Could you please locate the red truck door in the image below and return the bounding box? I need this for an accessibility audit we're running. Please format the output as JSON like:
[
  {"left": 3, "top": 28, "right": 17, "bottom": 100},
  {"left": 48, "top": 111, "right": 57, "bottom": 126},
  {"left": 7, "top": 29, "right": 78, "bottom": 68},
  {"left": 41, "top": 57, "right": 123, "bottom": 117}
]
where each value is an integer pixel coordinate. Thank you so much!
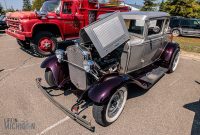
[{"left": 60, "top": 2, "right": 80, "bottom": 38}]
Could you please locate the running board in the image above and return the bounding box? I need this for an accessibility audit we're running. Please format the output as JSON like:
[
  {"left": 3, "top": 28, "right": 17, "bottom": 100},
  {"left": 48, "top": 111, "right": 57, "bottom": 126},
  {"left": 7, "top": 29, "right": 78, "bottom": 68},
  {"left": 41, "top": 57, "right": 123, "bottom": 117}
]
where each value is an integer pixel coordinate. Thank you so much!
[
  {"left": 36, "top": 78, "right": 95, "bottom": 132},
  {"left": 133, "top": 67, "right": 168, "bottom": 89}
]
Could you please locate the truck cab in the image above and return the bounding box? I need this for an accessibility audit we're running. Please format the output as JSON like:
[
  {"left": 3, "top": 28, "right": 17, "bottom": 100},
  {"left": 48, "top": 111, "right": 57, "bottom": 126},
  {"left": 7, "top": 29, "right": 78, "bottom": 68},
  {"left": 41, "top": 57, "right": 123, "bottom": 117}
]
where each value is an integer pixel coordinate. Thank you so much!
[{"left": 6, "top": 0, "right": 129, "bottom": 57}]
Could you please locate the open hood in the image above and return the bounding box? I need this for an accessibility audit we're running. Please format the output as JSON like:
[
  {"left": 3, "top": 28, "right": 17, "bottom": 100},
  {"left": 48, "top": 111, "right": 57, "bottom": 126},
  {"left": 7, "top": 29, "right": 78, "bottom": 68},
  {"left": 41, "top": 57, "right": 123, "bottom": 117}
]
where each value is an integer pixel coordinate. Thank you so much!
[
  {"left": 6, "top": 11, "right": 37, "bottom": 19},
  {"left": 80, "top": 12, "right": 129, "bottom": 58}
]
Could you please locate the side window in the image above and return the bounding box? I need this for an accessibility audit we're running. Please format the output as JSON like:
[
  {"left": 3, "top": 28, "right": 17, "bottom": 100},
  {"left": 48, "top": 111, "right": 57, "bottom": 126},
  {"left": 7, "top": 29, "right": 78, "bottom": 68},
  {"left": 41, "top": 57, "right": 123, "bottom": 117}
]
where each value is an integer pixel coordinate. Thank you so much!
[
  {"left": 124, "top": 19, "right": 145, "bottom": 37},
  {"left": 190, "top": 20, "right": 198, "bottom": 25},
  {"left": 148, "top": 19, "right": 164, "bottom": 36},
  {"left": 170, "top": 19, "right": 179, "bottom": 27},
  {"left": 63, "top": 2, "right": 72, "bottom": 14},
  {"left": 180, "top": 19, "right": 190, "bottom": 26}
]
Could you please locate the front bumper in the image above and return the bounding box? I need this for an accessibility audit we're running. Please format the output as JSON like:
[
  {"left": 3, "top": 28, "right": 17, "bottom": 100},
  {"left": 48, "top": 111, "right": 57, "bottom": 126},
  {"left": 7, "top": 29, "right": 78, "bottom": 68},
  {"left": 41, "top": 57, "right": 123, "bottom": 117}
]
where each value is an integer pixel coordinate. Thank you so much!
[
  {"left": 6, "top": 29, "right": 32, "bottom": 41},
  {"left": 36, "top": 78, "right": 95, "bottom": 132}
]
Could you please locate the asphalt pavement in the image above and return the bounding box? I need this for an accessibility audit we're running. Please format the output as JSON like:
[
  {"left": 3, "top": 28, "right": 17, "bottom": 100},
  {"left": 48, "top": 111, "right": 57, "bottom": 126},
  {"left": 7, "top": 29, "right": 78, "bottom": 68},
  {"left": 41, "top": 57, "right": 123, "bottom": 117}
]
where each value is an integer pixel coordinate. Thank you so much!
[{"left": 0, "top": 35, "right": 199, "bottom": 135}]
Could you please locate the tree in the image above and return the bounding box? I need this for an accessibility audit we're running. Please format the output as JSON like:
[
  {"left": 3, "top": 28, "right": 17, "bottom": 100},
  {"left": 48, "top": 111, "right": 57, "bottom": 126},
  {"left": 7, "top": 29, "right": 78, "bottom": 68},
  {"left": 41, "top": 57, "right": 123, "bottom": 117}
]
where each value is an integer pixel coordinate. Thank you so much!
[
  {"left": 159, "top": 0, "right": 165, "bottom": 11},
  {"left": 162, "top": 0, "right": 200, "bottom": 18},
  {"left": 141, "top": 0, "right": 158, "bottom": 11},
  {"left": 32, "top": 0, "right": 45, "bottom": 10},
  {"left": 0, "top": 3, "right": 3, "bottom": 14},
  {"left": 23, "top": 0, "right": 32, "bottom": 11}
]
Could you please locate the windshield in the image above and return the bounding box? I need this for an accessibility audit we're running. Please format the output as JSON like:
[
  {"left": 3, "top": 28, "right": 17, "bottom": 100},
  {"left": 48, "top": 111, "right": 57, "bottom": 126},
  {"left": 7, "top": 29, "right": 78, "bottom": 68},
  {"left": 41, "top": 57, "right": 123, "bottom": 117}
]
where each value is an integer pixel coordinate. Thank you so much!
[
  {"left": 124, "top": 19, "right": 145, "bottom": 38},
  {"left": 40, "top": 0, "right": 60, "bottom": 12}
]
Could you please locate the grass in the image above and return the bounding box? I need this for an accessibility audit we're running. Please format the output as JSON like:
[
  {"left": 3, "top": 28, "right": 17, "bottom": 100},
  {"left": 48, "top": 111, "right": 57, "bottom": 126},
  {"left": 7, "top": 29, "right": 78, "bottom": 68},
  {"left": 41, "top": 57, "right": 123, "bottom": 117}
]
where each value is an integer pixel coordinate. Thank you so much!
[{"left": 173, "top": 36, "right": 200, "bottom": 53}]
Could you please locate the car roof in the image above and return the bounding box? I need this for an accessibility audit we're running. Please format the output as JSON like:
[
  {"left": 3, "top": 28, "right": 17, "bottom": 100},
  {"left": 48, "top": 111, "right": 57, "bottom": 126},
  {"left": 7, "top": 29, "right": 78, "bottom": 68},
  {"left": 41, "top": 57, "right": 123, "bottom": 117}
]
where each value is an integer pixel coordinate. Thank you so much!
[
  {"left": 121, "top": 11, "right": 170, "bottom": 20},
  {"left": 171, "top": 17, "right": 199, "bottom": 21}
]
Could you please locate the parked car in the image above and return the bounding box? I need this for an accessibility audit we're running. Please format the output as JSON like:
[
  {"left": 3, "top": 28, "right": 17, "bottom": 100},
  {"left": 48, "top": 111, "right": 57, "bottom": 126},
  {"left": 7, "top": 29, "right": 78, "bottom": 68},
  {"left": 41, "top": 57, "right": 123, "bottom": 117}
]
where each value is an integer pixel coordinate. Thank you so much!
[
  {"left": 169, "top": 17, "right": 200, "bottom": 37},
  {"left": 37, "top": 11, "right": 180, "bottom": 131},
  {"left": 0, "top": 15, "right": 7, "bottom": 31},
  {"left": 6, "top": 0, "right": 129, "bottom": 57}
]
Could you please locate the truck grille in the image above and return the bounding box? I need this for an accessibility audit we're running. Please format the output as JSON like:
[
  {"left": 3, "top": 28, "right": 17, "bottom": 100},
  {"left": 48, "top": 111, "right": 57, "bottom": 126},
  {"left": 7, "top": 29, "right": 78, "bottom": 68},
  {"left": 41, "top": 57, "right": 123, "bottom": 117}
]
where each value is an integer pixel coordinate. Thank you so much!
[
  {"left": 66, "top": 46, "right": 87, "bottom": 90},
  {"left": 6, "top": 17, "right": 20, "bottom": 31}
]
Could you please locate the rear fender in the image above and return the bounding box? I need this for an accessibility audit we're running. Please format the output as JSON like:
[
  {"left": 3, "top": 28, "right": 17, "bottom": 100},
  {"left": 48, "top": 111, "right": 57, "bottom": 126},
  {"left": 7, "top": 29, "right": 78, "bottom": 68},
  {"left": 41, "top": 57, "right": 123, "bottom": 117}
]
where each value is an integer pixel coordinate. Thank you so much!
[
  {"left": 88, "top": 74, "right": 130, "bottom": 104},
  {"left": 161, "top": 42, "right": 180, "bottom": 65},
  {"left": 41, "top": 55, "right": 69, "bottom": 87}
]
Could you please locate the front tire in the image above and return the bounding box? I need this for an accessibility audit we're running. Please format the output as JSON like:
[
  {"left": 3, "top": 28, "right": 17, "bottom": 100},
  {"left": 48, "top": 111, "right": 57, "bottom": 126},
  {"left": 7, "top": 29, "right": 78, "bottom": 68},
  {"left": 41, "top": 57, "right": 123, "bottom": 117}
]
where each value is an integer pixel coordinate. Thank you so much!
[
  {"left": 92, "top": 86, "right": 127, "bottom": 126},
  {"left": 32, "top": 31, "right": 58, "bottom": 57},
  {"left": 45, "top": 70, "right": 57, "bottom": 87}
]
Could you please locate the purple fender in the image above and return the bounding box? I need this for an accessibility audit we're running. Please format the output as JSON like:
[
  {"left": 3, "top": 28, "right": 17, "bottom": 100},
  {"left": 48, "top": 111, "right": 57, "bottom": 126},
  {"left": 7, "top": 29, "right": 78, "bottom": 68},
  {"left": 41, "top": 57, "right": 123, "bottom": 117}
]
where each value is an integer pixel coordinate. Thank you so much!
[
  {"left": 88, "top": 74, "right": 130, "bottom": 104},
  {"left": 40, "top": 55, "right": 69, "bottom": 87},
  {"left": 160, "top": 41, "right": 180, "bottom": 66}
]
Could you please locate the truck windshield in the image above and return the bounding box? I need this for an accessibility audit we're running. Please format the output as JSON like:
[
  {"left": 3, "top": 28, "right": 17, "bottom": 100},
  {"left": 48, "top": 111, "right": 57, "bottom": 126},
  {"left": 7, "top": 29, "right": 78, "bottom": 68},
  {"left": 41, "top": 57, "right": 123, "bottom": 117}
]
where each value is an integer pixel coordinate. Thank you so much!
[{"left": 40, "top": 0, "right": 60, "bottom": 12}]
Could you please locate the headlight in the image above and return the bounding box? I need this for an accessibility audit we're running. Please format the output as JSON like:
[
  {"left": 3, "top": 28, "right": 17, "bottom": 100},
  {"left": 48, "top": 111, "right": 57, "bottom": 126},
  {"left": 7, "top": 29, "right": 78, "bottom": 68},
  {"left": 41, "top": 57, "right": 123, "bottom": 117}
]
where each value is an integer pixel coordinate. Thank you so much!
[
  {"left": 55, "top": 49, "right": 65, "bottom": 63},
  {"left": 83, "top": 60, "right": 94, "bottom": 72}
]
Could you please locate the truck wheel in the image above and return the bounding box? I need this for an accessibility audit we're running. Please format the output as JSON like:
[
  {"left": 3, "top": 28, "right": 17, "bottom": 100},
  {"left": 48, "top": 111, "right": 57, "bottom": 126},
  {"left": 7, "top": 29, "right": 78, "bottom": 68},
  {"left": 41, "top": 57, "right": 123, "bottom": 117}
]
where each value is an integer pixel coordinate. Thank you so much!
[
  {"left": 172, "top": 29, "right": 180, "bottom": 37},
  {"left": 168, "top": 50, "right": 180, "bottom": 73},
  {"left": 17, "top": 39, "right": 30, "bottom": 49},
  {"left": 45, "top": 69, "right": 57, "bottom": 87},
  {"left": 32, "top": 31, "right": 58, "bottom": 57},
  {"left": 92, "top": 86, "right": 127, "bottom": 126}
]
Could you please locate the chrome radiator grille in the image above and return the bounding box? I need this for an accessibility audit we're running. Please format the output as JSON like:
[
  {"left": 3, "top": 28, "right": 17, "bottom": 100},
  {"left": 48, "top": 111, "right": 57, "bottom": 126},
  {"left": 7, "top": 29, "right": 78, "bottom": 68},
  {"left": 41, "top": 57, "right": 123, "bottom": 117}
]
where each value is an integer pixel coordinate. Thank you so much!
[
  {"left": 66, "top": 46, "right": 87, "bottom": 90},
  {"left": 7, "top": 17, "right": 20, "bottom": 31}
]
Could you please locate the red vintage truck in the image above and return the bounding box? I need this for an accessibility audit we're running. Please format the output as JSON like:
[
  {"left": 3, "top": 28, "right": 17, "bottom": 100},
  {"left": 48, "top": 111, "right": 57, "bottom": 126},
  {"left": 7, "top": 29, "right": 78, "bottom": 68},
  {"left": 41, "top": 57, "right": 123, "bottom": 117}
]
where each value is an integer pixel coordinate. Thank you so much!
[{"left": 6, "top": 0, "right": 129, "bottom": 57}]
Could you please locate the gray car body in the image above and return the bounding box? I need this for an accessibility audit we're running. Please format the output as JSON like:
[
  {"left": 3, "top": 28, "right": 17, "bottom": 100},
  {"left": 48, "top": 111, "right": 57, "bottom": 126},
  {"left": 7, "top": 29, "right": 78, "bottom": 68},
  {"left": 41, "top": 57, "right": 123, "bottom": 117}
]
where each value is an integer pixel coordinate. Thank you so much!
[{"left": 119, "top": 11, "right": 170, "bottom": 73}]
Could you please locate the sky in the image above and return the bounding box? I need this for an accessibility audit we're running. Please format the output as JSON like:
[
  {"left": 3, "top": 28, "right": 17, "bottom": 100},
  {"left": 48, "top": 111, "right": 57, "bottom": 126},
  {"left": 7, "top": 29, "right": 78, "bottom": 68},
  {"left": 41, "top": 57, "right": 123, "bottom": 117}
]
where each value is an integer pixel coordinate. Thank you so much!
[{"left": 0, "top": 0, "right": 161, "bottom": 10}]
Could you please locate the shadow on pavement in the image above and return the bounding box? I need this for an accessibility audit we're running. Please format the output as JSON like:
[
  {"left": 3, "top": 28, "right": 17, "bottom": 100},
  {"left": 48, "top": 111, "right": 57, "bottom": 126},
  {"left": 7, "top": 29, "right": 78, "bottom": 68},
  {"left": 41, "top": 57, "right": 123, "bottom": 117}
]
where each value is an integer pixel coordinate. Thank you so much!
[
  {"left": 19, "top": 40, "right": 75, "bottom": 58},
  {"left": 184, "top": 99, "right": 200, "bottom": 135},
  {"left": 127, "top": 84, "right": 148, "bottom": 99},
  {"left": 195, "top": 81, "right": 200, "bottom": 85},
  {"left": 20, "top": 47, "right": 40, "bottom": 57}
]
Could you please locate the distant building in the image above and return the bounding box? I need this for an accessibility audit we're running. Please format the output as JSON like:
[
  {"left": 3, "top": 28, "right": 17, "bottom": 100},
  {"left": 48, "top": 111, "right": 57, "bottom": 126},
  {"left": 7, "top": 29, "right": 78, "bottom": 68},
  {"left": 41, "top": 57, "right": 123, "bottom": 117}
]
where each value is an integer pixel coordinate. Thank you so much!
[
  {"left": 98, "top": 0, "right": 142, "bottom": 11},
  {"left": 122, "top": 3, "right": 142, "bottom": 11},
  {"left": 122, "top": 0, "right": 142, "bottom": 11}
]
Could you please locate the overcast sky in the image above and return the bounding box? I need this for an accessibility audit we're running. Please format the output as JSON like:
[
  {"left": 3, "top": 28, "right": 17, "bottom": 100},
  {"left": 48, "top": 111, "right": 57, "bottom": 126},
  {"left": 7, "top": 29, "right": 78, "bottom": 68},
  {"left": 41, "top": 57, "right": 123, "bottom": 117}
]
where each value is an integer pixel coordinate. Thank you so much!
[{"left": 0, "top": 0, "right": 161, "bottom": 10}]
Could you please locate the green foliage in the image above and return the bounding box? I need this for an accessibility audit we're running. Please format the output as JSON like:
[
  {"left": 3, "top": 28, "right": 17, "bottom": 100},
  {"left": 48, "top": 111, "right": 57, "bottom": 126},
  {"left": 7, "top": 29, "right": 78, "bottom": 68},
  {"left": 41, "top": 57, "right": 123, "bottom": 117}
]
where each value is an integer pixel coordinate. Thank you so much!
[
  {"left": 0, "top": 3, "right": 3, "bottom": 14},
  {"left": 162, "top": 0, "right": 200, "bottom": 18},
  {"left": 23, "top": 0, "right": 32, "bottom": 11},
  {"left": 141, "top": 0, "right": 158, "bottom": 11},
  {"left": 159, "top": 0, "right": 165, "bottom": 11},
  {"left": 32, "top": 0, "right": 45, "bottom": 10}
]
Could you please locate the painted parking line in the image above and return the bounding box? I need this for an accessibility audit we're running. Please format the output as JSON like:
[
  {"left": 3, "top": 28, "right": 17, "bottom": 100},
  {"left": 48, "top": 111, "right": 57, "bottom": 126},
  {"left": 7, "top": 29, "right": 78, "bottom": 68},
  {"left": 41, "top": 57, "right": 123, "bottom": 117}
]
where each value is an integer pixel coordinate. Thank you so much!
[
  {"left": 169, "top": 79, "right": 180, "bottom": 87},
  {"left": 37, "top": 116, "right": 70, "bottom": 135},
  {"left": 2, "top": 62, "right": 41, "bottom": 72},
  {"left": 0, "top": 47, "right": 19, "bottom": 53},
  {"left": 0, "top": 35, "right": 16, "bottom": 40}
]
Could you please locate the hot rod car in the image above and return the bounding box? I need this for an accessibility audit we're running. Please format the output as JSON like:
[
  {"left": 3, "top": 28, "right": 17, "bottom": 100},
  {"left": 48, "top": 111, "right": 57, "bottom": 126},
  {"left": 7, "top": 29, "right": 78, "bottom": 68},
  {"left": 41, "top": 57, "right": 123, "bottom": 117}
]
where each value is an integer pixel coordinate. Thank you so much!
[{"left": 36, "top": 11, "right": 180, "bottom": 131}]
